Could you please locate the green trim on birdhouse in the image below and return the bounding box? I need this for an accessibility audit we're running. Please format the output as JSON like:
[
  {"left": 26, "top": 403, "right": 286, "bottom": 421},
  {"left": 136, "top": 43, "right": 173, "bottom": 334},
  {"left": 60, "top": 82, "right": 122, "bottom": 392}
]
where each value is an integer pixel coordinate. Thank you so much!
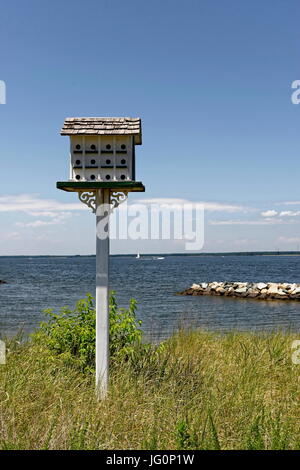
[{"left": 56, "top": 181, "right": 145, "bottom": 192}]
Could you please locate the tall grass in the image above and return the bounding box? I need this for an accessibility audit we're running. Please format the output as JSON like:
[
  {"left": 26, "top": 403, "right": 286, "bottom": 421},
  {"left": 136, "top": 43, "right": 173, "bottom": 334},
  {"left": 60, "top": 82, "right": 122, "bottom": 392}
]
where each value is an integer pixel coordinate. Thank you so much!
[{"left": 1, "top": 327, "right": 300, "bottom": 449}]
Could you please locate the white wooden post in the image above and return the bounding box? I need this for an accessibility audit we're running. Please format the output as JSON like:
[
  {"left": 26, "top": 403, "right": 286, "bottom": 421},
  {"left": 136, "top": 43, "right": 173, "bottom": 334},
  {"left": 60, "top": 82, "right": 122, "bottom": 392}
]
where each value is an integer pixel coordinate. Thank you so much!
[
  {"left": 95, "top": 188, "right": 110, "bottom": 399},
  {"left": 58, "top": 116, "right": 144, "bottom": 398}
]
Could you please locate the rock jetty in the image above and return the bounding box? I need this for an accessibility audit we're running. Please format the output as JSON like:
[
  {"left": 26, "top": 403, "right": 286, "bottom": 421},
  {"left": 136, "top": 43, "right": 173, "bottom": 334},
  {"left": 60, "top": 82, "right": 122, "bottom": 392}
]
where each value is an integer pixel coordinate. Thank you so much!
[{"left": 178, "top": 282, "right": 300, "bottom": 300}]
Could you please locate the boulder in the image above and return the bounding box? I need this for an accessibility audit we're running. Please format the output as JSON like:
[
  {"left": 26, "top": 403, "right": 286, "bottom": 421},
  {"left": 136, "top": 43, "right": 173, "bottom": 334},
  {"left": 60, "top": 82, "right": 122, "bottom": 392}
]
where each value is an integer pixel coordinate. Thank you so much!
[
  {"left": 191, "top": 283, "right": 201, "bottom": 290},
  {"left": 224, "top": 287, "right": 235, "bottom": 296},
  {"left": 256, "top": 282, "right": 268, "bottom": 290},
  {"left": 267, "top": 282, "right": 278, "bottom": 288},
  {"left": 279, "top": 283, "right": 291, "bottom": 290},
  {"left": 248, "top": 288, "right": 259, "bottom": 297},
  {"left": 234, "top": 282, "right": 248, "bottom": 288},
  {"left": 248, "top": 292, "right": 259, "bottom": 298},
  {"left": 274, "top": 290, "right": 289, "bottom": 299},
  {"left": 235, "top": 287, "right": 248, "bottom": 294},
  {"left": 216, "top": 287, "right": 226, "bottom": 294},
  {"left": 267, "top": 285, "right": 279, "bottom": 295},
  {"left": 210, "top": 282, "right": 223, "bottom": 290},
  {"left": 286, "top": 284, "right": 297, "bottom": 291}
]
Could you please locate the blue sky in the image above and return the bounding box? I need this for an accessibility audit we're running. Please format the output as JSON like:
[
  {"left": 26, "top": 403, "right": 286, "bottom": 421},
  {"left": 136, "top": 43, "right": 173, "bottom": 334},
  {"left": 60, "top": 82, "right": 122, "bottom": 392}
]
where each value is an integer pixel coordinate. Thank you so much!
[{"left": 0, "top": 0, "right": 300, "bottom": 254}]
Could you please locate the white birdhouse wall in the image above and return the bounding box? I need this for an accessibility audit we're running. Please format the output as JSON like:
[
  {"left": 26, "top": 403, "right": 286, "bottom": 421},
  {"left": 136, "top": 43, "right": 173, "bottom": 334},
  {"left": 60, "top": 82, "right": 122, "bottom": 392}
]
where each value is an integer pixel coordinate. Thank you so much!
[{"left": 69, "top": 135, "right": 134, "bottom": 182}]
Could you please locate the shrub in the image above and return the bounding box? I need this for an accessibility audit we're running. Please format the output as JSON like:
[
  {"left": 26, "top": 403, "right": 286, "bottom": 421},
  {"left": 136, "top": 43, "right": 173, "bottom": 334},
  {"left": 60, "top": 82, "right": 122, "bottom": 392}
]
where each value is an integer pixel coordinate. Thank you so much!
[{"left": 32, "top": 292, "right": 144, "bottom": 372}]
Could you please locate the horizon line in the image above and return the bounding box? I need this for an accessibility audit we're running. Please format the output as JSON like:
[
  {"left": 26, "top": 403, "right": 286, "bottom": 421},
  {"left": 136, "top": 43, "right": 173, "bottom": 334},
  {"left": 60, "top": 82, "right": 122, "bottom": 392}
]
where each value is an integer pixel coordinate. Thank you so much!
[{"left": 0, "top": 250, "right": 300, "bottom": 258}]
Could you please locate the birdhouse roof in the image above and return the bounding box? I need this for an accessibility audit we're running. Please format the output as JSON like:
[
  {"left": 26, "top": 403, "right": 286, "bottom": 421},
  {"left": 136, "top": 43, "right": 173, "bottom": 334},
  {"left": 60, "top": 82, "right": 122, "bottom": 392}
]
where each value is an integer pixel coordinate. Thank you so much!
[{"left": 60, "top": 117, "right": 142, "bottom": 144}]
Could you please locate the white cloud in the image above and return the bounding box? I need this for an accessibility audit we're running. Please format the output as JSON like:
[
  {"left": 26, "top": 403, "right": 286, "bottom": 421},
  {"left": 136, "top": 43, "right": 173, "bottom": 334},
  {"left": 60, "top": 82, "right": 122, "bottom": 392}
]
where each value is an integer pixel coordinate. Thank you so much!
[
  {"left": 261, "top": 210, "right": 278, "bottom": 217},
  {"left": 16, "top": 220, "right": 61, "bottom": 228},
  {"left": 0, "top": 194, "right": 84, "bottom": 215},
  {"left": 209, "top": 218, "right": 295, "bottom": 226},
  {"left": 203, "top": 202, "right": 248, "bottom": 212},
  {"left": 279, "top": 211, "right": 300, "bottom": 217},
  {"left": 15, "top": 211, "right": 73, "bottom": 229},
  {"left": 135, "top": 198, "right": 248, "bottom": 213},
  {"left": 27, "top": 211, "right": 73, "bottom": 219},
  {"left": 262, "top": 208, "right": 300, "bottom": 218},
  {"left": 136, "top": 198, "right": 188, "bottom": 205},
  {"left": 261, "top": 209, "right": 300, "bottom": 218}
]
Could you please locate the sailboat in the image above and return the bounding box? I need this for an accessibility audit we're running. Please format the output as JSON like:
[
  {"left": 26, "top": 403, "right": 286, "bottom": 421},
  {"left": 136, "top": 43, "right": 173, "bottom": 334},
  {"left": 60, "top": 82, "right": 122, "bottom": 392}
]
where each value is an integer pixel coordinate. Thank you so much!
[{"left": 136, "top": 253, "right": 140, "bottom": 259}]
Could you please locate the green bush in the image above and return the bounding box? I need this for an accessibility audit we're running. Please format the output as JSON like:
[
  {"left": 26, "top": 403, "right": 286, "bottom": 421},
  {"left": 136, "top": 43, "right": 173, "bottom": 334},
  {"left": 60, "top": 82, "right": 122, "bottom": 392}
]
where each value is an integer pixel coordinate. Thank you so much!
[{"left": 32, "top": 292, "right": 144, "bottom": 372}]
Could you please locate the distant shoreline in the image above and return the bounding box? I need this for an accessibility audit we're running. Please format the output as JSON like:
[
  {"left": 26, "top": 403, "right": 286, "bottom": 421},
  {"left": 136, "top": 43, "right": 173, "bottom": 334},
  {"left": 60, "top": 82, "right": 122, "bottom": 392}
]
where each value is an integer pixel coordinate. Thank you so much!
[{"left": 1, "top": 252, "right": 300, "bottom": 258}]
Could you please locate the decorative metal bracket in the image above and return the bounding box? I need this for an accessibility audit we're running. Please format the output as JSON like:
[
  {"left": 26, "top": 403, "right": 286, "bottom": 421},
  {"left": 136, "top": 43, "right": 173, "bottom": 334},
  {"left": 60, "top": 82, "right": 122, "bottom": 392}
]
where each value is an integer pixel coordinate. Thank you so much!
[
  {"left": 78, "top": 192, "right": 97, "bottom": 213},
  {"left": 78, "top": 190, "right": 128, "bottom": 214},
  {"left": 110, "top": 191, "right": 128, "bottom": 211}
]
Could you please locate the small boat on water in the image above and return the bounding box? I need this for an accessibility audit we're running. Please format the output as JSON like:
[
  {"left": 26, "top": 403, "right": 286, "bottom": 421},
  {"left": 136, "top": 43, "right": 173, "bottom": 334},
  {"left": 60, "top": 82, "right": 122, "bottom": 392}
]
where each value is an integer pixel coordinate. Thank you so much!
[{"left": 135, "top": 253, "right": 164, "bottom": 260}]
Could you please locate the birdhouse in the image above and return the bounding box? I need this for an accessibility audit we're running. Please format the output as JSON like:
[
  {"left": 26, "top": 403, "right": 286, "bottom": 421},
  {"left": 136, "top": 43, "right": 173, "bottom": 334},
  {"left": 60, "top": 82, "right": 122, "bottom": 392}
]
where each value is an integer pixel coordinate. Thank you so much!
[{"left": 57, "top": 117, "right": 145, "bottom": 194}]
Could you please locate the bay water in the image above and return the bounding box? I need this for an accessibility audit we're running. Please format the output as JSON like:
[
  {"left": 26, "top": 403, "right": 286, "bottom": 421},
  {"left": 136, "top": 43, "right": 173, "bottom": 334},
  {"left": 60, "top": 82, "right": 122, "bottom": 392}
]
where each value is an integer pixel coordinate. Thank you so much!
[{"left": 0, "top": 254, "right": 300, "bottom": 341}]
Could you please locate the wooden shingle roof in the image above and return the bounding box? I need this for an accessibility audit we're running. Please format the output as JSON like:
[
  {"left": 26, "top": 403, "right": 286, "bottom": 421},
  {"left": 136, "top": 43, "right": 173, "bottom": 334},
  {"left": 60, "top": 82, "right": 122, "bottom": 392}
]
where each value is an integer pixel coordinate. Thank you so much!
[{"left": 60, "top": 117, "right": 142, "bottom": 144}]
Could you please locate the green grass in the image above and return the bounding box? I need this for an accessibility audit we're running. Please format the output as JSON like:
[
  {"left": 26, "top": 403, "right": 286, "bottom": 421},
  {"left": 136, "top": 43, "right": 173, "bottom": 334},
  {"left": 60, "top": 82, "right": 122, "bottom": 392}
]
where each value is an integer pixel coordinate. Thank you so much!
[{"left": 1, "top": 327, "right": 300, "bottom": 449}]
